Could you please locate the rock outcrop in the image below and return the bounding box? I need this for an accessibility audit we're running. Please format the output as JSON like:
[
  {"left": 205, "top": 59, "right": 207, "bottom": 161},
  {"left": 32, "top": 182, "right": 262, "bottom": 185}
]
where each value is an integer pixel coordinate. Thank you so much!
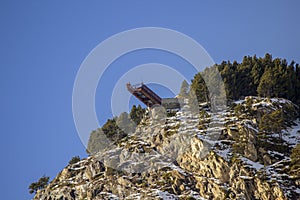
[{"left": 34, "top": 97, "right": 300, "bottom": 200}]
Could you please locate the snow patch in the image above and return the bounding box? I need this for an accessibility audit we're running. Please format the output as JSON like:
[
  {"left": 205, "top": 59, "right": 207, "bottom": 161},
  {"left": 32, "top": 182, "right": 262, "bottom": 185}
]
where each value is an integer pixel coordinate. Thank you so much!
[
  {"left": 240, "top": 175, "right": 254, "bottom": 180},
  {"left": 157, "top": 190, "right": 177, "bottom": 199},
  {"left": 282, "top": 119, "right": 300, "bottom": 147},
  {"left": 240, "top": 157, "right": 264, "bottom": 170}
]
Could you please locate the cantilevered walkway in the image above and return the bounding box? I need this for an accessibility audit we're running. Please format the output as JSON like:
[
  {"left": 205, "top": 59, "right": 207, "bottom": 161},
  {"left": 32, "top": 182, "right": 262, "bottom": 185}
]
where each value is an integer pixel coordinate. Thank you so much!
[{"left": 126, "top": 83, "right": 162, "bottom": 107}]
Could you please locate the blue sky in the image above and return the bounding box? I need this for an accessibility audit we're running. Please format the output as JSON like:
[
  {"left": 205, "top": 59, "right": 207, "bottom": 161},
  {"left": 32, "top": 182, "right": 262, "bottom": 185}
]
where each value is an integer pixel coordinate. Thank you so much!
[{"left": 0, "top": 1, "right": 299, "bottom": 199}]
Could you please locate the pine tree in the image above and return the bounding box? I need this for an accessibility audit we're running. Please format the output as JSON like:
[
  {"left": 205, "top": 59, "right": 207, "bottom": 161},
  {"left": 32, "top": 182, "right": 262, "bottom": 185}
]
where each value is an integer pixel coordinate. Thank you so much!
[
  {"left": 259, "top": 110, "right": 284, "bottom": 139},
  {"left": 130, "top": 105, "right": 145, "bottom": 125},
  {"left": 220, "top": 61, "right": 236, "bottom": 100},
  {"left": 101, "top": 118, "right": 126, "bottom": 141},
  {"left": 116, "top": 112, "right": 135, "bottom": 134},
  {"left": 251, "top": 55, "right": 264, "bottom": 87},
  {"left": 69, "top": 156, "right": 81, "bottom": 165},
  {"left": 87, "top": 128, "right": 113, "bottom": 154},
  {"left": 191, "top": 73, "right": 209, "bottom": 103},
  {"left": 29, "top": 175, "right": 50, "bottom": 194},
  {"left": 190, "top": 54, "right": 299, "bottom": 117},
  {"left": 257, "top": 68, "right": 275, "bottom": 97},
  {"left": 179, "top": 80, "right": 189, "bottom": 97}
]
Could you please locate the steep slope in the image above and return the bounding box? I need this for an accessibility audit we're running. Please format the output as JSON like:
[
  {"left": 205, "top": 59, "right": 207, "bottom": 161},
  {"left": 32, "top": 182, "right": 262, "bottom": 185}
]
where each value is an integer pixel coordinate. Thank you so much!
[{"left": 34, "top": 97, "right": 300, "bottom": 200}]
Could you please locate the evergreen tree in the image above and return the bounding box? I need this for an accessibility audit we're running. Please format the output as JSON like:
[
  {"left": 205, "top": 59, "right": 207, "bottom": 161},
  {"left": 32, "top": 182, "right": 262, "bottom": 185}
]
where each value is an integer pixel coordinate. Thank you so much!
[
  {"left": 221, "top": 61, "right": 236, "bottom": 100},
  {"left": 102, "top": 118, "right": 126, "bottom": 141},
  {"left": 257, "top": 68, "right": 275, "bottom": 97},
  {"left": 116, "top": 112, "right": 135, "bottom": 134},
  {"left": 130, "top": 105, "right": 145, "bottom": 125},
  {"left": 29, "top": 175, "right": 50, "bottom": 194},
  {"left": 259, "top": 110, "right": 284, "bottom": 139},
  {"left": 251, "top": 55, "right": 264, "bottom": 87},
  {"left": 187, "top": 89, "right": 199, "bottom": 114},
  {"left": 190, "top": 54, "right": 299, "bottom": 115},
  {"left": 68, "top": 156, "right": 81, "bottom": 165},
  {"left": 178, "top": 80, "right": 189, "bottom": 97},
  {"left": 87, "top": 128, "right": 112, "bottom": 154},
  {"left": 191, "top": 72, "right": 209, "bottom": 103},
  {"left": 87, "top": 105, "right": 145, "bottom": 154},
  {"left": 236, "top": 58, "right": 256, "bottom": 97},
  {"left": 263, "top": 53, "right": 273, "bottom": 69}
]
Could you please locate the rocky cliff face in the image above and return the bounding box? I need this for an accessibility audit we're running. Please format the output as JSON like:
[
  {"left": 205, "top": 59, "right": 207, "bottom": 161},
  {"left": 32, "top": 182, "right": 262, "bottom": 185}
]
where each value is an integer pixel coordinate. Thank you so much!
[{"left": 34, "top": 97, "right": 300, "bottom": 200}]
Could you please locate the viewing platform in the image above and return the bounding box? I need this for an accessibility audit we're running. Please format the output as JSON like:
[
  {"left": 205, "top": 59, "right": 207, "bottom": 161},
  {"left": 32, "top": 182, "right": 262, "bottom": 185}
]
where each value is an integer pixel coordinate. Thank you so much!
[{"left": 126, "top": 82, "right": 162, "bottom": 107}]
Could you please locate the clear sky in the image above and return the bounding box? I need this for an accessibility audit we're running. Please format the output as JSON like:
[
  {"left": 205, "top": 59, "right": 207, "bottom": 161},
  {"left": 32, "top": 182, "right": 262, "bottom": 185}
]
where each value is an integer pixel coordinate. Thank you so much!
[{"left": 0, "top": 1, "right": 299, "bottom": 199}]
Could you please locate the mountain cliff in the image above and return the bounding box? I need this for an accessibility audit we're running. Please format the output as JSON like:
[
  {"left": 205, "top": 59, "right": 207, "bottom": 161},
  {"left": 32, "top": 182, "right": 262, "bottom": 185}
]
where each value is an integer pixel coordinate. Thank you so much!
[{"left": 34, "top": 97, "right": 300, "bottom": 200}]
